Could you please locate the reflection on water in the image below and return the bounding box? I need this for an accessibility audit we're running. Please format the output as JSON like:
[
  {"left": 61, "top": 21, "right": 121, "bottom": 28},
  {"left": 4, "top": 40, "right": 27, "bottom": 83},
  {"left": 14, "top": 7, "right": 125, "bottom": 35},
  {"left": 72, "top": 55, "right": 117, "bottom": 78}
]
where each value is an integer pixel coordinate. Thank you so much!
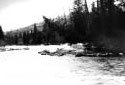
[
  {"left": 71, "top": 56, "right": 125, "bottom": 85},
  {"left": 98, "top": 57, "right": 125, "bottom": 76}
]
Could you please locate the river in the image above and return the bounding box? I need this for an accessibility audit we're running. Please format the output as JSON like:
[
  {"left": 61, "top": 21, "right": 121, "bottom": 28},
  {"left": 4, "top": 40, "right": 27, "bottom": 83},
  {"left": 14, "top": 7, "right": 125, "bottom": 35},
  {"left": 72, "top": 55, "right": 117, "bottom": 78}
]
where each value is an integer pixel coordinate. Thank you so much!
[{"left": 0, "top": 45, "right": 125, "bottom": 85}]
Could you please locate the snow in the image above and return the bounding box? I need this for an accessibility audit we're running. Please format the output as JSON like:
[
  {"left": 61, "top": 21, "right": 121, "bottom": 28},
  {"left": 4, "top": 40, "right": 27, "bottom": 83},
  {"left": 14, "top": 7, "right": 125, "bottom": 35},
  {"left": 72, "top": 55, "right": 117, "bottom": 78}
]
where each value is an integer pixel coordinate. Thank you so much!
[{"left": 0, "top": 44, "right": 125, "bottom": 85}]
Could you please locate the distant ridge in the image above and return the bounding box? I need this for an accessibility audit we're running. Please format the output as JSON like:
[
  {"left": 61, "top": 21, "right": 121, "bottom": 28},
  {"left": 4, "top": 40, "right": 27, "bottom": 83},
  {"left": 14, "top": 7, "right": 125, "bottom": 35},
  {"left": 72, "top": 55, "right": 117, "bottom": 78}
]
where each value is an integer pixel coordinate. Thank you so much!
[{"left": 6, "top": 22, "right": 44, "bottom": 36}]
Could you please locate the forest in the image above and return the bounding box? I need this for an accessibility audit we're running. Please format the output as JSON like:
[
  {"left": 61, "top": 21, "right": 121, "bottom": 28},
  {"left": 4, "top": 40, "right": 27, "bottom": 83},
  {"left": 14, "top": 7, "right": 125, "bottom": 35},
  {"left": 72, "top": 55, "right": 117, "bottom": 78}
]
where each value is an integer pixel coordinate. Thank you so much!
[{"left": 0, "top": 0, "right": 125, "bottom": 52}]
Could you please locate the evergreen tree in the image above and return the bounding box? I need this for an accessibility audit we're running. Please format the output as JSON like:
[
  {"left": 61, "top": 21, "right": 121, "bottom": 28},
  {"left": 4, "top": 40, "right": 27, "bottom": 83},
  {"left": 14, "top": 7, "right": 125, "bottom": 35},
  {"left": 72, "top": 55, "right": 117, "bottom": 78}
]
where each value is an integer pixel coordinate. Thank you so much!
[
  {"left": 23, "top": 32, "right": 27, "bottom": 45},
  {"left": 71, "top": 0, "right": 88, "bottom": 42},
  {"left": 14, "top": 34, "right": 18, "bottom": 44},
  {"left": 0, "top": 26, "right": 4, "bottom": 40},
  {"left": 32, "top": 24, "right": 38, "bottom": 44},
  {"left": 26, "top": 31, "right": 30, "bottom": 45}
]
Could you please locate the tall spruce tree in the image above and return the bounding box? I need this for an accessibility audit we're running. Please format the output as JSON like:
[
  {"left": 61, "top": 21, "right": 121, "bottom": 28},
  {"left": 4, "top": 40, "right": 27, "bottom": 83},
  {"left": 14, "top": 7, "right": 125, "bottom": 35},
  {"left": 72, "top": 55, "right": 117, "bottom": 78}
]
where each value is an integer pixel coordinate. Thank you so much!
[
  {"left": 0, "top": 26, "right": 4, "bottom": 40},
  {"left": 23, "top": 32, "right": 27, "bottom": 45},
  {"left": 71, "top": 0, "right": 88, "bottom": 42},
  {"left": 32, "top": 24, "right": 38, "bottom": 44}
]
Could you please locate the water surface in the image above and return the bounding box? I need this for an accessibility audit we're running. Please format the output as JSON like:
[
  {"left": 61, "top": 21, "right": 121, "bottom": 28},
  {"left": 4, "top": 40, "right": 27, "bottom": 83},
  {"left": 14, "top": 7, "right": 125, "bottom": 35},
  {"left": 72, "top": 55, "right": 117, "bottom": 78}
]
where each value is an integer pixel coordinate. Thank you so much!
[{"left": 0, "top": 45, "right": 125, "bottom": 85}]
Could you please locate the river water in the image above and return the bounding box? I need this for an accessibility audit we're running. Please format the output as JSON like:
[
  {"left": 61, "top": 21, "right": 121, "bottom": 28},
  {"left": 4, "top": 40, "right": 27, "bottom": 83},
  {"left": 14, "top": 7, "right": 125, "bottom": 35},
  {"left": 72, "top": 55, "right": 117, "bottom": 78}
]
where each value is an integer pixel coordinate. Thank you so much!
[
  {"left": 69, "top": 56, "right": 125, "bottom": 85},
  {"left": 0, "top": 45, "right": 125, "bottom": 85}
]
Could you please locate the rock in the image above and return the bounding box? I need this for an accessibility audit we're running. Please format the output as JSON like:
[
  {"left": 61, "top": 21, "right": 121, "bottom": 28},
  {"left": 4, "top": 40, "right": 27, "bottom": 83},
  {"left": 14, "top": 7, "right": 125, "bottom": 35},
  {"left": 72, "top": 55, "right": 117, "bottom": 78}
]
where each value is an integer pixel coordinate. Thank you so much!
[
  {"left": 75, "top": 52, "right": 86, "bottom": 57},
  {"left": 38, "top": 50, "right": 50, "bottom": 55},
  {"left": 23, "top": 48, "right": 29, "bottom": 50}
]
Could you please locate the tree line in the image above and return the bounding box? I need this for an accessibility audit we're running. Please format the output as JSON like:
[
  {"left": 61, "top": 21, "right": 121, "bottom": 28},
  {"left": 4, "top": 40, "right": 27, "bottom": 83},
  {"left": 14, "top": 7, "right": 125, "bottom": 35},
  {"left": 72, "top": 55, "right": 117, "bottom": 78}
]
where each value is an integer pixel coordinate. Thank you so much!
[{"left": 0, "top": 0, "right": 125, "bottom": 47}]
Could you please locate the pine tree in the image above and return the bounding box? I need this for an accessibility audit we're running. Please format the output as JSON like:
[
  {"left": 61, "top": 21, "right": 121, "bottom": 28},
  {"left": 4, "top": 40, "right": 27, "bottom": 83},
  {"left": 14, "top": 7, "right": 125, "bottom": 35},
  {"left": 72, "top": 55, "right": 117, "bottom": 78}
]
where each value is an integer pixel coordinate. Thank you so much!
[
  {"left": 26, "top": 31, "right": 30, "bottom": 45},
  {"left": 14, "top": 34, "right": 18, "bottom": 44},
  {"left": 32, "top": 24, "right": 38, "bottom": 44},
  {"left": 33, "top": 23, "right": 38, "bottom": 35},
  {"left": 0, "top": 26, "right": 4, "bottom": 40},
  {"left": 71, "top": 0, "right": 88, "bottom": 42},
  {"left": 23, "top": 32, "right": 27, "bottom": 45}
]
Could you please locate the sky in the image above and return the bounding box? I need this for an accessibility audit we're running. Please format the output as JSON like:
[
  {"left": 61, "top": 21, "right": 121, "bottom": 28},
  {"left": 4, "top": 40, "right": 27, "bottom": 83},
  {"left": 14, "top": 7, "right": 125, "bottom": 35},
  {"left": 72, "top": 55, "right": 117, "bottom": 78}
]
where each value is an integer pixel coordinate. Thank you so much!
[{"left": 0, "top": 0, "right": 94, "bottom": 32}]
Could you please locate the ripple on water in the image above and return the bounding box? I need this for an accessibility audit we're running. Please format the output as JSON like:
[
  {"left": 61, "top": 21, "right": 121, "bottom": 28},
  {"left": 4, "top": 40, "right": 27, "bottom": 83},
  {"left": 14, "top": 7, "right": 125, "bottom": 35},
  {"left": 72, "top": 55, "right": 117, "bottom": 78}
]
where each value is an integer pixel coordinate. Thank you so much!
[{"left": 70, "top": 56, "right": 125, "bottom": 85}]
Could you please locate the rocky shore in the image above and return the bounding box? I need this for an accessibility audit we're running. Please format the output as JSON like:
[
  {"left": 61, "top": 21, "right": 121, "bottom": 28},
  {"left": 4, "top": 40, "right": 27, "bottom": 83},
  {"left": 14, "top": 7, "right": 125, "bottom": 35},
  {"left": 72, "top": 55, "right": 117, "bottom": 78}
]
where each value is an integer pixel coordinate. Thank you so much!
[{"left": 38, "top": 43, "right": 124, "bottom": 57}]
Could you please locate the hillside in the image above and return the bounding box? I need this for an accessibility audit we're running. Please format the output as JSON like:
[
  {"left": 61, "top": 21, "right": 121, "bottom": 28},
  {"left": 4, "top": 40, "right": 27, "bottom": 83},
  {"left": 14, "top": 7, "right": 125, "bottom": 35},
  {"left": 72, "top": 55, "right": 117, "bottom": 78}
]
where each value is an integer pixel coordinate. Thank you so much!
[{"left": 6, "top": 22, "right": 44, "bottom": 36}]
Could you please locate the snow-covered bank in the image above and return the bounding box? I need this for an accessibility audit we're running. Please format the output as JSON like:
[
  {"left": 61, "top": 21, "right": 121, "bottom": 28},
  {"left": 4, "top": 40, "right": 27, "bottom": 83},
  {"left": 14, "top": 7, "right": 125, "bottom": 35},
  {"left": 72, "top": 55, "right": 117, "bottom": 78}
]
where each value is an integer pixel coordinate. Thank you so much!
[{"left": 0, "top": 44, "right": 125, "bottom": 85}]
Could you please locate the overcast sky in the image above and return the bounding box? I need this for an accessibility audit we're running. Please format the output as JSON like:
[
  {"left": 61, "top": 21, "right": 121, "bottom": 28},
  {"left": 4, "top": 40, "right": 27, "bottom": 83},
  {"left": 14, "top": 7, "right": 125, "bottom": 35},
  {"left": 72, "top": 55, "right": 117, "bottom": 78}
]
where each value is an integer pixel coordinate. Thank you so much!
[{"left": 0, "top": 0, "right": 94, "bottom": 32}]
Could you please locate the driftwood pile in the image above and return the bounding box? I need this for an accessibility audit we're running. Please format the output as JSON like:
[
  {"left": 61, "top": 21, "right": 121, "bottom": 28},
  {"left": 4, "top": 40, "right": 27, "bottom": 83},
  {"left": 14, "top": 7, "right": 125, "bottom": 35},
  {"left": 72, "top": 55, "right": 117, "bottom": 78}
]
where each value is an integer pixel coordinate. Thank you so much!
[
  {"left": 38, "top": 43, "right": 124, "bottom": 57},
  {"left": 38, "top": 48, "right": 77, "bottom": 56}
]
